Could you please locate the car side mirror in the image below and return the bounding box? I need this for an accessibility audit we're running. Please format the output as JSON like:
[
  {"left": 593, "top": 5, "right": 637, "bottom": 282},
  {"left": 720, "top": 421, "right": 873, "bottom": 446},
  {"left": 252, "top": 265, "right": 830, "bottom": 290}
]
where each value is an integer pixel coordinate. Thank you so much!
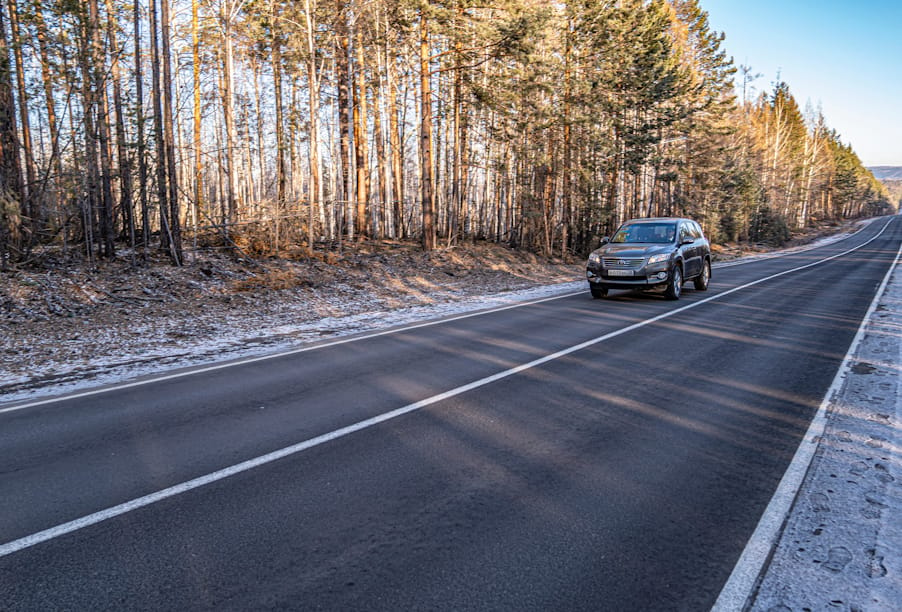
[
  {"left": 599, "top": 236, "right": 610, "bottom": 246},
  {"left": 681, "top": 237, "right": 694, "bottom": 245}
]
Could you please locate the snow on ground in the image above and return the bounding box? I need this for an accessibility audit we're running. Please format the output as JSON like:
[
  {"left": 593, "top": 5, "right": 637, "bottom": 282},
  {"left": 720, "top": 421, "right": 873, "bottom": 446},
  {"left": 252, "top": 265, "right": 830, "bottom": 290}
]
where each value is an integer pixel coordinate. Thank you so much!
[
  {"left": 750, "top": 243, "right": 902, "bottom": 610},
  {"left": 1, "top": 221, "right": 873, "bottom": 407},
  {"left": 1, "top": 276, "right": 584, "bottom": 406},
  {"left": 2, "top": 217, "right": 898, "bottom": 606}
]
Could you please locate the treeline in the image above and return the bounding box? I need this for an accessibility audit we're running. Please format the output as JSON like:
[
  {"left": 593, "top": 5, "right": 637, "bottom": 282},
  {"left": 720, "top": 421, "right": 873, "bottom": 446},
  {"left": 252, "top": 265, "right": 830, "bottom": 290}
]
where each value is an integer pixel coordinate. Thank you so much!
[{"left": 0, "top": 0, "right": 893, "bottom": 268}]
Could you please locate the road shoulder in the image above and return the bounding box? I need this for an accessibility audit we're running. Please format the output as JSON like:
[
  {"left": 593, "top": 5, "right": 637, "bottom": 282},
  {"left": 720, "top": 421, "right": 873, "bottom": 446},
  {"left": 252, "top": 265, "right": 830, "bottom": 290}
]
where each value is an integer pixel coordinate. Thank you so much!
[{"left": 749, "top": 253, "right": 902, "bottom": 610}]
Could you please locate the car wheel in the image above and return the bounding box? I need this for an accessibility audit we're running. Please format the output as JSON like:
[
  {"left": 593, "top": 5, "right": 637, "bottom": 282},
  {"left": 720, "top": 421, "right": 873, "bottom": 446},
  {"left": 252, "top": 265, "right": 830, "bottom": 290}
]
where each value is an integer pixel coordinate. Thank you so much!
[
  {"left": 591, "top": 287, "right": 608, "bottom": 299},
  {"left": 694, "top": 260, "right": 710, "bottom": 291},
  {"left": 665, "top": 265, "right": 682, "bottom": 300}
]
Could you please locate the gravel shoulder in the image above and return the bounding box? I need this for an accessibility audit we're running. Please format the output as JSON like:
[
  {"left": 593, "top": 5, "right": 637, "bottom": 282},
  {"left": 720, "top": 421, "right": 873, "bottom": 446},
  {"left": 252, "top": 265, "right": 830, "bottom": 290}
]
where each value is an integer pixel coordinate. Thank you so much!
[{"left": 750, "top": 248, "right": 902, "bottom": 610}]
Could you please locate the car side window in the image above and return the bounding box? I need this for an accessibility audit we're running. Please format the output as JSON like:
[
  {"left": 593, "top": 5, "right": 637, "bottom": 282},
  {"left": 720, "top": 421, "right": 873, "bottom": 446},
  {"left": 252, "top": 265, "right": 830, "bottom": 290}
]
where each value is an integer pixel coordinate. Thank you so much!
[
  {"left": 692, "top": 222, "right": 703, "bottom": 239},
  {"left": 679, "top": 224, "right": 691, "bottom": 243}
]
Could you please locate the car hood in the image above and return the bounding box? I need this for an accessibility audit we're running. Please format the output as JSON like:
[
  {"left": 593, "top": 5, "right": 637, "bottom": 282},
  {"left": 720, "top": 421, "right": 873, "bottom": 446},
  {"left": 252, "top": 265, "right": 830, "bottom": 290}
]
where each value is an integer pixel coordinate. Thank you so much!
[{"left": 592, "top": 244, "right": 672, "bottom": 258}]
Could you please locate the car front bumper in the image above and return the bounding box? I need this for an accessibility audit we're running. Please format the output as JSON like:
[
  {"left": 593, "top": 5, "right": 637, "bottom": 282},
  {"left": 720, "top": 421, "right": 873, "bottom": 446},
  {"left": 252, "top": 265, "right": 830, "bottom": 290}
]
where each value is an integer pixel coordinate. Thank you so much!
[{"left": 586, "top": 265, "right": 671, "bottom": 291}]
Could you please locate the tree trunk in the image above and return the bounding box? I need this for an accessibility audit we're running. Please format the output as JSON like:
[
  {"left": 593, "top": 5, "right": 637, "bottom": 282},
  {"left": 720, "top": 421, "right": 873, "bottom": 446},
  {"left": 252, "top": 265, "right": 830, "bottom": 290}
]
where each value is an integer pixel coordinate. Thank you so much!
[
  {"left": 87, "top": 0, "right": 116, "bottom": 258},
  {"left": 148, "top": 0, "right": 174, "bottom": 259},
  {"left": 221, "top": 1, "right": 238, "bottom": 225},
  {"left": 105, "top": 0, "right": 135, "bottom": 250},
  {"left": 386, "top": 39, "right": 403, "bottom": 239},
  {"left": 135, "top": 0, "right": 150, "bottom": 251},
  {"left": 561, "top": 17, "right": 572, "bottom": 258},
  {"left": 33, "top": 2, "right": 64, "bottom": 217},
  {"left": 271, "top": 9, "right": 285, "bottom": 212},
  {"left": 77, "top": 5, "right": 100, "bottom": 259},
  {"left": 353, "top": 27, "right": 369, "bottom": 240},
  {"left": 6, "top": 0, "right": 34, "bottom": 229},
  {"left": 303, "top": 0, "right": 322, "bottom": 251},
  {"left": 0, "top": 0, "right": 22, "bottom": 268},
  {"left": 335, "top": 3, "right": 352, "bottom": 241},
  {"left": 372, "top": 43, "right": 388, "bottom": 240},
  {"left": 160, "top": 0, "right": 181, "bottom": 263},
  {"left": 419, "top": 11, "right": 435, "bottom": 250},
  {"left": 192, "top": 0, "right": 202, "bottom": 242},
  {"left": 450, "top": 19, "right": 462, "bottom": 245}
]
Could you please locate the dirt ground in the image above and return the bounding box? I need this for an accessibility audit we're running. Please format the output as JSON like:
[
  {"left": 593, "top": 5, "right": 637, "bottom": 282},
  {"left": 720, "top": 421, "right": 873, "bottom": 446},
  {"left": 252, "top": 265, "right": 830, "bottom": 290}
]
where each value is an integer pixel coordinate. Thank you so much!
[
  {"left": 1, "top": 240, "right": 582, "bottom": 395},
  {"left": 0, "top": 221, "right": 858, "bottom": 397}
]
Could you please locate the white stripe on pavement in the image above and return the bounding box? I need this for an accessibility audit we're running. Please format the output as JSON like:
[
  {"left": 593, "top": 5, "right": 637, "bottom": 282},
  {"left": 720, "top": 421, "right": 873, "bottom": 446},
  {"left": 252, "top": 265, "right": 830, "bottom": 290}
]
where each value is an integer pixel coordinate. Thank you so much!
[
  {"left": 0, "top": 218, "right": 895, "bottom": 560},
  {"left": 712, "top": 225, "right": 902, "bottom": 611}
]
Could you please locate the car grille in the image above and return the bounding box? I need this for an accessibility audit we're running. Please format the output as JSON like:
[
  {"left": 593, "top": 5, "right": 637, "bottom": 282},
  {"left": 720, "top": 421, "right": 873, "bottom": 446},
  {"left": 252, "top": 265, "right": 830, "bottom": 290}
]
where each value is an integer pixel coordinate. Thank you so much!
[{"left": 603, "top": 257, "right": 644, "bottom": 268}]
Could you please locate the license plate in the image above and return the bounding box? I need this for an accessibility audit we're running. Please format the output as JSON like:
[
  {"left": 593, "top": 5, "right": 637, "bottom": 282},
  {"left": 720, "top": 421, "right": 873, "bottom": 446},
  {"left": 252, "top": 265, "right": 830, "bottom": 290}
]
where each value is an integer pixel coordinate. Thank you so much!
[{"left": 607, "top": 269, "right": 634, "bottom": 277}]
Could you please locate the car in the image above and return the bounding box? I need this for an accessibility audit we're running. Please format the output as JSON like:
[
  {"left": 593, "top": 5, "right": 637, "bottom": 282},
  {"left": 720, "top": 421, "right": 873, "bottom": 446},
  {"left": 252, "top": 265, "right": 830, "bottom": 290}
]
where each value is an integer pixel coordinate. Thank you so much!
[{"left": 585, "top": 217, "right": 711, "bottom": 300}]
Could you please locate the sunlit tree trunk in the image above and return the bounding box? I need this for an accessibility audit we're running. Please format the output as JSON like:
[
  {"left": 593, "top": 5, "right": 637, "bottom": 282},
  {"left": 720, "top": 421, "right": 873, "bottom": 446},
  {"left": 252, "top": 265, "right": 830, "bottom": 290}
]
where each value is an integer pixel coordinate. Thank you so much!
[
  {"left": 270, "top": 7, "right": 285, "bottom": 210},
  {"left": 561, "top": 15, "right": 572, "bottom": 257},
  {"left": 134, "top": 0, "right": 150, "bottom": 251},
  {"left": 353, "top": 26, "right": 370, "bottom": 240},
  {"left": 419, "top": 10, "right": 435, "bottom": 250},
  {"left": 303, "top": 0, "right": 322, "bottom": 250},
  {"left": 192, "top": 0, "right": 203, "bottom": 235},
  {"left": 449, "top": 8, "right": 462, "bottom": 245},
  {"left": 386, "top": 39, "right": 404, "bottom": 239},
  {"left": 335, "top": 2, "right": 352, "bottom": 241},
  {"left": 372, "top": 42, "right": 388, "bottom": 239},
  {"left": 221, "top": 0, "right": 238, "bottom": 224}
]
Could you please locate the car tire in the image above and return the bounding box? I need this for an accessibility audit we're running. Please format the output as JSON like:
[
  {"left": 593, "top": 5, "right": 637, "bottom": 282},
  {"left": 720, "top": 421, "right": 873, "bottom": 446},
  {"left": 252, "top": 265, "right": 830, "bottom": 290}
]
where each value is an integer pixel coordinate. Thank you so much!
[
  {"left": 693, "top": 260, "right": 710, "bottom": 291},
  {"left": 665, "top": 265, "right": 682, "bottom": 300},
  {"left": 591, "top": 287, "right": 608, "bottom": 299}
]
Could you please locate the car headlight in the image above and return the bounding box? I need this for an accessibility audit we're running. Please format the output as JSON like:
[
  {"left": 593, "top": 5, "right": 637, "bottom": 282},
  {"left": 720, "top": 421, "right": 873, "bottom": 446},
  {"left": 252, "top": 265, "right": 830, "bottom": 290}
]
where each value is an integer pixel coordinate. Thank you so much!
[
  {"left": 588, "top": 253, "right": 602, "bottom": 265},
  {"left": 647, "top": 253, "right": 670, "bottom": 265}
]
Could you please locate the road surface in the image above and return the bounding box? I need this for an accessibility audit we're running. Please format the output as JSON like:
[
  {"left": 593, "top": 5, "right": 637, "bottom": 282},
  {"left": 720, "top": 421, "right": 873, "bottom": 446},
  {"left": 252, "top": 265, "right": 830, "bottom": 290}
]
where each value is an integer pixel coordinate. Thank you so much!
[{"left": 1, "top": 216, "right": 899, "bottom": 610}]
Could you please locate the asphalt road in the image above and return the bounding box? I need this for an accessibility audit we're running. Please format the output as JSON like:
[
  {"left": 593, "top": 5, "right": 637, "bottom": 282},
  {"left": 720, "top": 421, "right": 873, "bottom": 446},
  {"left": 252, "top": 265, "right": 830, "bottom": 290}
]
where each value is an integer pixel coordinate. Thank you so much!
[{"left": 1, "top": 216, "right": 900, "bottom": 611}]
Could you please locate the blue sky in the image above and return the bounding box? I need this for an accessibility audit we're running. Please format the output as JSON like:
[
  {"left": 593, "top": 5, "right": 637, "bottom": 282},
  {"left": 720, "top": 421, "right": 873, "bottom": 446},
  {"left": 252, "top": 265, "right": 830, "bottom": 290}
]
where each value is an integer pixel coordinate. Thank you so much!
[{"left": 702, "top": 0, "right": 902, "bottom": 167}]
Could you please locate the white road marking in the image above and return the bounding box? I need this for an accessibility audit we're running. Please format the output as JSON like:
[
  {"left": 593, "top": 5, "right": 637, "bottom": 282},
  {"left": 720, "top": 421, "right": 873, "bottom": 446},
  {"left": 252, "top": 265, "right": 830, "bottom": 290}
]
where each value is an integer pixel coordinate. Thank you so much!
[
  {"left": 712, "top": 228, "right": 902, "bottom": 611},
  {"left": 0, "top": 290, "right": 584, "bottom": 414},
  {"left": 0, "top": 217, "right": 876, "bottom": 415},
  {"left": 713, "top": 218, "right": 873, "bottom": 269},
  {"left": 0, "top": 219, "right": 895, "bottom": 560}
]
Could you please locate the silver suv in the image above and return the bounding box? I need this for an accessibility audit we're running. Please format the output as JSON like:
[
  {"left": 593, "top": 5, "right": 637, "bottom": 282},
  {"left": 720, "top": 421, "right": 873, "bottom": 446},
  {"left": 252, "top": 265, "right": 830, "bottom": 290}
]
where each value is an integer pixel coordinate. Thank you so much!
[{"left": 586, "top": 217, "right": 711, "bottom": 300}]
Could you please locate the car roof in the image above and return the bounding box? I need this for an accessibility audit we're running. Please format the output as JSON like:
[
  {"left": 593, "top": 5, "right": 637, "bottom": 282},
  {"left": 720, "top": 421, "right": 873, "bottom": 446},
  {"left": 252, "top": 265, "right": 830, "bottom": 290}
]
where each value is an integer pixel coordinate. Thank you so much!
[{"left": 621, "top": 217, "right": 684, "bottom": 225}]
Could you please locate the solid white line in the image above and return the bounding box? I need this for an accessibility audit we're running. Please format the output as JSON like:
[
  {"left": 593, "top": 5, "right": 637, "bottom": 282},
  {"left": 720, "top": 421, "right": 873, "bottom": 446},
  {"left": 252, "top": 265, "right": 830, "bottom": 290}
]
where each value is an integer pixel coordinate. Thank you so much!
[
  {"left": 0, "top": 217, "right": 882, "bottom": 415},
  {"left": 711, "top": 225, "right": 902, "bottom": 611},
  {"left": 0, "top": 288, "right": 584, "bottom": 414},
  {"left": 1, "top": 219, "right": 895, "bottom": 560},
  {"left": 713, "top": 218, "right": 873, "bottom": 269}
]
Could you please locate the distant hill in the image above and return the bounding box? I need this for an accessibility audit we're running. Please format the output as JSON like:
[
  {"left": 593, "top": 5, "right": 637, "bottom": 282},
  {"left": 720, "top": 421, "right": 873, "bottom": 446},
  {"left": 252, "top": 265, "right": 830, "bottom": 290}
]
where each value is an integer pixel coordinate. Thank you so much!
[
  {"left": 869, "top": 166, "right": 902, "bottom": 180},
  {"left": 871, "top": 167, "right": 902, "bottom": 209}
]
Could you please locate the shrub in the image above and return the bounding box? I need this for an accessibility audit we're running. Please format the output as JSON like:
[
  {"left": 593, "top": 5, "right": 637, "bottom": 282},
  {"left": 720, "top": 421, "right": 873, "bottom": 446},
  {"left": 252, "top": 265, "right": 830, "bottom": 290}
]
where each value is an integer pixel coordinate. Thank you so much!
[{"left": 749, "top": 206, "right": 791, "bottom": 246}]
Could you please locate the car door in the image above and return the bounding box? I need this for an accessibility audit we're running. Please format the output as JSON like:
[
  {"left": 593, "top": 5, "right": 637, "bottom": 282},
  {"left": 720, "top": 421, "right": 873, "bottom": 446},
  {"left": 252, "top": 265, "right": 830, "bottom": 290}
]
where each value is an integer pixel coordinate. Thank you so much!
[{"left": 679, "top": 222, "right": 701, "bottom": 278}]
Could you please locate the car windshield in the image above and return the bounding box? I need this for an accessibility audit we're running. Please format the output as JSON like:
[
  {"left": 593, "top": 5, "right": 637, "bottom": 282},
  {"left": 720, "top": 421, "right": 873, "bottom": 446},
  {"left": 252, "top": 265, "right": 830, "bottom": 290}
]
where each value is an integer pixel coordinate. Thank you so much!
[{"left": 611, "top": 223, "right": 676, "bottom": 244}]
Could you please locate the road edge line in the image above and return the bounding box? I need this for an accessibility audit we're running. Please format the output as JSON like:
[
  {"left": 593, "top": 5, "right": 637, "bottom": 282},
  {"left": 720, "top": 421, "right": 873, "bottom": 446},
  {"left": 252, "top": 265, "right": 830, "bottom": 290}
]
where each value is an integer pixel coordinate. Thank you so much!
[
  {"left": 713, "top": 218, "right": 874, "bottom": 269},
  {"left": 0, "top": 287, "right": 584, "bottom": 414},
  {"left": 0, "top": 218, "right": 884, "bottom": 414},
  {"left": 0, "top": 219, "right": 895, "bottom": 560},
  {"left": 711, "top": 226, "right": 902, "bottom": 611}
]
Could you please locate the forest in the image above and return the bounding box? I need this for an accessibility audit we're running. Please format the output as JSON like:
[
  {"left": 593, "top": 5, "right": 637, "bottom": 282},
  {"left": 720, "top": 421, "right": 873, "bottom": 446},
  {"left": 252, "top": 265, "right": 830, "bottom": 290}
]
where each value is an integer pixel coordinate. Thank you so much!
[{"left": 0, "top": 0, "right": 895, "bottom": 269}]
